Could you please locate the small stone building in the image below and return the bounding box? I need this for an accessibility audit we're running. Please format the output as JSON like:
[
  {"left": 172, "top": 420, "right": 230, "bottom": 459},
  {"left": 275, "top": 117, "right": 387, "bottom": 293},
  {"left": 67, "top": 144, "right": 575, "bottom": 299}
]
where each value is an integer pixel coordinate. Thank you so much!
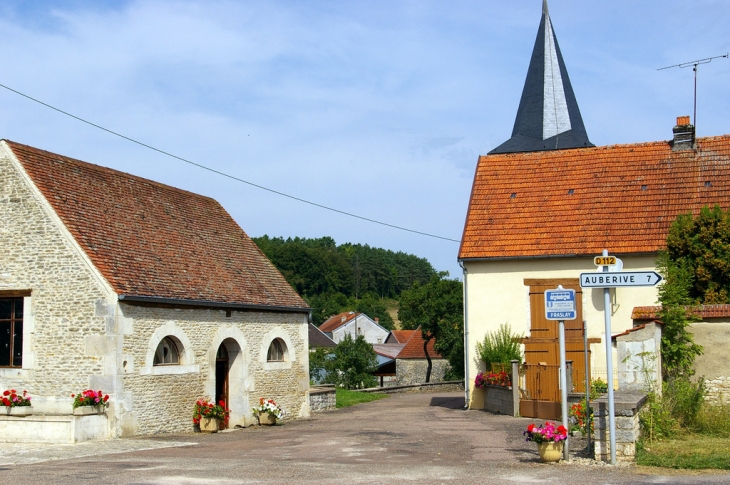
[
  {"left": 375, "top": 329, "right": 448, "bottom": 385},
  {"left": 0, "top": 140, "right": 311, "bottom": 437}
]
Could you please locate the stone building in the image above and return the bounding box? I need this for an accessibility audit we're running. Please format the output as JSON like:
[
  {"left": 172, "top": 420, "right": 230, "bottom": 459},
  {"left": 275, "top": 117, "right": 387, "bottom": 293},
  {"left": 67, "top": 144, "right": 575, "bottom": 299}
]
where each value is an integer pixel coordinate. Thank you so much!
[
  {"left": 0, "top": 140, "right": 311, "bottom": 437},
  {"left": 374, "top": 329, "right": 448, "bottom": 385}
]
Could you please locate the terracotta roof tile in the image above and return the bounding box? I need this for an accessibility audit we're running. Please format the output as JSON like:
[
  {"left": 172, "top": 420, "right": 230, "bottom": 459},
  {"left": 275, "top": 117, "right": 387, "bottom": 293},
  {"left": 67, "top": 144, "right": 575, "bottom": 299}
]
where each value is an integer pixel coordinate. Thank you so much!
[
  {"left": 459, "top": 135, "right": 730, "bottom": 259},
  {"left": 372, "top": 343, "right": 405, "bottom": 359},
  {"left": 632, "top": 304, "right": 730, "bottom": 320},
  {"left": 387, "top": 330, "right": 418, "bottom": 344},
  {"left": 5, "top": 140, "right": 307, "bottom": 309},
  {"left": 318, "top": 311, "right": 360, "bottom": 333},
  {"left": 397, "top": 330, "right": 443, "bottom": 360}
]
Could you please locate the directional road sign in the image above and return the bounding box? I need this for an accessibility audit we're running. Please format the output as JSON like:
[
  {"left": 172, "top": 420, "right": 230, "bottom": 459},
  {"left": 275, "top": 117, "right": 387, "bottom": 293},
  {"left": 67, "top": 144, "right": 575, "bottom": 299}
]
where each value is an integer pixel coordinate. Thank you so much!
[
  {"left": 545, "top": 288, "right": 576, "bottom": 320},
  {"left": 580, "top": 271, "right": 662, "bottom": 288}
]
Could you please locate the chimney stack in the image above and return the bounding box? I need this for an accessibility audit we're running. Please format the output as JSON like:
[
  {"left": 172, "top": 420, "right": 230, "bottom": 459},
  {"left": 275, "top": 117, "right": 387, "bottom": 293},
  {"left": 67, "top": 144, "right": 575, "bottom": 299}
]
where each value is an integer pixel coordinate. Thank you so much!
[{"left": 672, "top": 116, "right": 695, "bottom": 151}]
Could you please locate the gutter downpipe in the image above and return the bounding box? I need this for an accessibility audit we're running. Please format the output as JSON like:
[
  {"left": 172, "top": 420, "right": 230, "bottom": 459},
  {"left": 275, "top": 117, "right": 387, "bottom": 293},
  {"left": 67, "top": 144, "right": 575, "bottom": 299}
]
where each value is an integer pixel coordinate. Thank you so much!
[{"left": 458, "top": 259, "right": 469, "bottom": 408}]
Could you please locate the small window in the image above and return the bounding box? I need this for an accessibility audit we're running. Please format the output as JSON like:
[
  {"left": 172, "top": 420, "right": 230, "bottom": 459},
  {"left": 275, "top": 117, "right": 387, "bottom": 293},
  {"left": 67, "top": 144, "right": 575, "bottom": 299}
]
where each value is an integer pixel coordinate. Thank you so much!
[
  {"left": 153, "top": 336, "right": 180, "bottom": 365},
  {"left": 0, "top": 298, "right": 23, "bottom": 368},
  {"left": 267, "top": 338, "right": 286, "bottom": 362}
]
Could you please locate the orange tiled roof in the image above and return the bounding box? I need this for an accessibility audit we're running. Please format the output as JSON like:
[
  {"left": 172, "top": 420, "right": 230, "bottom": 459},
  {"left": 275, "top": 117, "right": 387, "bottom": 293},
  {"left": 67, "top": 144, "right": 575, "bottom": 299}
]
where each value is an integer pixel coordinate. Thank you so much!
[
  {"left": 6, "top": 140, "right": 308, "bottom": 309},
  {"left": 632, "top": 304, "right": 730, "bottom": 320},
  {"left": 459, "top": 135, "right": 730, "bottom": 259},
  {"left": 388, "top": 330, "right": 418, "bottom": 344},
  {"left": 318, "top": 311, "right": 360, "bottom": 333},
  {"left": 397, "top": 330, "right": 443, "bottom": 360}
]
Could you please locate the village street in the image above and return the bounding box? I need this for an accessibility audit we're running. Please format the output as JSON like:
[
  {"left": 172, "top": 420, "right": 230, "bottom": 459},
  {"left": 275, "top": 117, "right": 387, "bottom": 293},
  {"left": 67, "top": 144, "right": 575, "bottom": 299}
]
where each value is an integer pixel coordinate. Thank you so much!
[{"left": 1, "top": 392, "right": 729, "bottom": 484}]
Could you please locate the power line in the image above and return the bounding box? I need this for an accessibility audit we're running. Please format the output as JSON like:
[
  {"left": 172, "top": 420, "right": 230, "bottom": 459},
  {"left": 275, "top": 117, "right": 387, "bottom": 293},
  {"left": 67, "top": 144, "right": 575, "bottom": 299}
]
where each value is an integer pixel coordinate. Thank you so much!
[{"left": 0, "top": 82, "right": 461, "bottom": 243}]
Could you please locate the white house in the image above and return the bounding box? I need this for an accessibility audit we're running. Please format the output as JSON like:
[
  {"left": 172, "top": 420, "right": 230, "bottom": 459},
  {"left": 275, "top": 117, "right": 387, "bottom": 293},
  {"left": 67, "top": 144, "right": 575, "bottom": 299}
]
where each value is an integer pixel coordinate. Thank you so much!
[{"left": 318, "top": 311, "right": 389, "bottom": 345}]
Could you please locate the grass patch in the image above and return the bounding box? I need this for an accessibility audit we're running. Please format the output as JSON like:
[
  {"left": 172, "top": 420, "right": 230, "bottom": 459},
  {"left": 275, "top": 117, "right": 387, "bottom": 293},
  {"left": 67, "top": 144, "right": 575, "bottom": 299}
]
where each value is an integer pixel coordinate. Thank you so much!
[
  {"left": 336, "top": 388, "right": 388, "bottom": 408},
  {"left": 638, "top": 434, "right": 730, "bottom": 470}
]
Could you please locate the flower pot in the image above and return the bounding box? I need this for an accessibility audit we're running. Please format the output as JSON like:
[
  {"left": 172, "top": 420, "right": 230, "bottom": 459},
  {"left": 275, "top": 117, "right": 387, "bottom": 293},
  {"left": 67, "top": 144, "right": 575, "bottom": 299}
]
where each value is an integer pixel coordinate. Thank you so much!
[
  {"left": 200, "top": 416, "right": 220, "bottom": 433},
  {"left": 73, "top": 405, "right": 104, "bottom": 415},
  {"left": 258, "top": 413, "right": 276, "bottom": 426},
  {"left": 4, "top": 406, "right": 33, "bottom": 417},
  {"left": 537, "top": 442, "right": 563, "bottom": 463}
]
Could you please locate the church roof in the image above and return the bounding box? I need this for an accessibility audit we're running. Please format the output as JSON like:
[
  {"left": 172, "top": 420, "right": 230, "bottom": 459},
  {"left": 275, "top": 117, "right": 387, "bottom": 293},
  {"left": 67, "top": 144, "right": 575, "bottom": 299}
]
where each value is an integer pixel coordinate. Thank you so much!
[
  {"left": 459, "top": 132, "right": 730, "bottom": 260},
  {"left": 490, "top": 0, "right": 593, "bottom": 154},
  {"left": 4, "top": 140, "right": 309, "bottom": 311}
]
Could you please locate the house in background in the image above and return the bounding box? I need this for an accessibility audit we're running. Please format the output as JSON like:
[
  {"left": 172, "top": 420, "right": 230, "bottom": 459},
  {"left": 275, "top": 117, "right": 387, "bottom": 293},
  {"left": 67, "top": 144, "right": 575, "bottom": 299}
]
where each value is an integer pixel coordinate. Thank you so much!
[
  {"left": 0, "top": 140, "right": 311, "bottom": 438},
  {"left": 458, "top": 1, "right": 730, "bottom": 410},
  {"left": 318, "top": 311, "right": 389, "bottom": 344},
  {"left": 374, "top": 329, "right": 448, "bottom": 386}
]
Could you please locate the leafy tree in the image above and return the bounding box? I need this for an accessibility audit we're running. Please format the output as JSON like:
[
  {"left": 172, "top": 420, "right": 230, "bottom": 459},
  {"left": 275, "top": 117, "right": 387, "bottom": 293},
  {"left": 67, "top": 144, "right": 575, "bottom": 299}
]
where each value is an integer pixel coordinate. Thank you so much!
[
  {"left": 325, "top": 334, "right": 378, "bottom": 389},
  {"left": 476, "top": 323, "right": 523, "bottom": 367},
  {"left": 398, "top": 273, "right": 464, "bottom": 382},
  {"left": 355, "top": 293, "right": 395, "bottom": 330}
]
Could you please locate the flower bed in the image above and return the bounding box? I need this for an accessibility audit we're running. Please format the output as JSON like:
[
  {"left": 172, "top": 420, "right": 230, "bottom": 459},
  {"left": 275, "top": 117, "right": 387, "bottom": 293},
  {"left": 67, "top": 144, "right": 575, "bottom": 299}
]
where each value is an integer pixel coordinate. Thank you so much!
[{"left": 475, "top": 371, "right": 511, "bottom": 388}]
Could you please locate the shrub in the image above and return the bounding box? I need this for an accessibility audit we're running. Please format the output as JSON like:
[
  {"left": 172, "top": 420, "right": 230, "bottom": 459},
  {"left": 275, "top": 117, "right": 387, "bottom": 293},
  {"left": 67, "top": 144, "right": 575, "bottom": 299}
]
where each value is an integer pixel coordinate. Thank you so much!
[{"left": 476, "top": 323, "right": 522, "bottom": 366}]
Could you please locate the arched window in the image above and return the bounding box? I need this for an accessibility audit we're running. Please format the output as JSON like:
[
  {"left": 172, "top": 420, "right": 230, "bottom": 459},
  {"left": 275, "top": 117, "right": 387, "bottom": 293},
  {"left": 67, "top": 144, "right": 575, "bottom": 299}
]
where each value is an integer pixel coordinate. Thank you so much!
[
  {"left": 153, "top": 336, "right": 180, "bottom": 365},
  {"left": 267, "top": 338, "right": 286, "bottom": 362}
]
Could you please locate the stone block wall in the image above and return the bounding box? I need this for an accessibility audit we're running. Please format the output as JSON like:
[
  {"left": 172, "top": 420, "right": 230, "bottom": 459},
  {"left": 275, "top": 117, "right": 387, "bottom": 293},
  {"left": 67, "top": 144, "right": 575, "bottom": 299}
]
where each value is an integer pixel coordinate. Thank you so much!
[
  {"left": 483, "top": 385, "right": 514, "bottom": 416},
  {"left": 309, "top": 386, "right": 336, "bottom": 412},
  {"left": 120, "top": 303, "right": 310, "bottom": 435},
  {"left": 396, "top": 359, "right": 449, "bottom": 385},
  {"left": 706, "top": 376, "right": 730, "bottom": 404},
  {"left": 0, "top": 149, "right": 115, "bottom": 412},
  {"left": 591, "top": 391, "right": 647, "bottom": 462}
]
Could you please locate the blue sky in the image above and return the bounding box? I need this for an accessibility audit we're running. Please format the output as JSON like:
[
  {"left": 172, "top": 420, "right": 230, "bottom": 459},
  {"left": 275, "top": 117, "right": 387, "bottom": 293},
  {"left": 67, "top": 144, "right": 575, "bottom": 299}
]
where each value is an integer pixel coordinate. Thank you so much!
[{"left": 1, "top": 1, "right": 728, "bottom": 279}]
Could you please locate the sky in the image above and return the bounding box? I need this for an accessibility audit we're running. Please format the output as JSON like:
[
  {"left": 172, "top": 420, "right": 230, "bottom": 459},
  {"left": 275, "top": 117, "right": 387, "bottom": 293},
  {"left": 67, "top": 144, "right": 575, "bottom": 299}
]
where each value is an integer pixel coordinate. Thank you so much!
[{"left": 0, "top": 1, "right": 728, "bottom": 279}]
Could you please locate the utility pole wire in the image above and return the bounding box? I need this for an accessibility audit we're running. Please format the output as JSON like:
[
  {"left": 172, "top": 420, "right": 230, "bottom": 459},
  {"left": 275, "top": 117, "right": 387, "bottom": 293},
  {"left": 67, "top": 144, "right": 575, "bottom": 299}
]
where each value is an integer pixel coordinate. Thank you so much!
[{"left": 0, "top": 81, "right": 461, "bottom": 243}]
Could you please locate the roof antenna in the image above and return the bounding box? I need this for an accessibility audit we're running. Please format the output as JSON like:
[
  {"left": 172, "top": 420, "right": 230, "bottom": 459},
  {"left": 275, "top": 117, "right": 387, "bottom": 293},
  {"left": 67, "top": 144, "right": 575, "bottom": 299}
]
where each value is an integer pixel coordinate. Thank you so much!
[{"left": 658, "top": 53, "right": 728, "bottom": 135}]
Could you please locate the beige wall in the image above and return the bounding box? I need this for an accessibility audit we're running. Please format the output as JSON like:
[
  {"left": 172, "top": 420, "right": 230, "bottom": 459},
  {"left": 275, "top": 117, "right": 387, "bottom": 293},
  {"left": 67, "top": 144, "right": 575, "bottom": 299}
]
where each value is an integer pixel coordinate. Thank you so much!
[
  {"left": 462, "top": 255, "right": 659, "bottom": 408},
  {"left": 692, "top": 320, "right": 730, "bottom": 403}
]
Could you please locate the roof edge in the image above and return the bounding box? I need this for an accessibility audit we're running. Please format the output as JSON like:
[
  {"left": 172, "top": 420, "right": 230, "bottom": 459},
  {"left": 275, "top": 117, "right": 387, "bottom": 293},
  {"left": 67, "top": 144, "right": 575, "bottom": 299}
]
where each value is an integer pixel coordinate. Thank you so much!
[
  {"left": 458, "top": 251, "right": 657, "bottom": 263},
  {"left": 118, "top": 294, "right": 311, "bottom": 314}
]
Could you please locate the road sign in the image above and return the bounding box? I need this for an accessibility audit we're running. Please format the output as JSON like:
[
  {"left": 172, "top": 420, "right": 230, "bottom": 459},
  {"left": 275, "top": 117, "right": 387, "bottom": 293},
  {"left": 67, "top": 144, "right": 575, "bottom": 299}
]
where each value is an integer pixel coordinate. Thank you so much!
[
  {"left": 579, "top": 271, "right": 662, "bottom": 288},
  {"left": 545, "top": 288, "right": 576, "bottom": 320},
  {"left": 594, "top": 256, "right": 617, "bottom": 266}
]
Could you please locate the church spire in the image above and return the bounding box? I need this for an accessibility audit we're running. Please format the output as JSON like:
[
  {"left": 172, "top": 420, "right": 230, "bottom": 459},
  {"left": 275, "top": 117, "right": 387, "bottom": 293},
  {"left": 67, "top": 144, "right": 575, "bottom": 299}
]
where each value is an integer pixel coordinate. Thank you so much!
[{"left": 490, "top": 1, "right": 593, "bottom": 154}]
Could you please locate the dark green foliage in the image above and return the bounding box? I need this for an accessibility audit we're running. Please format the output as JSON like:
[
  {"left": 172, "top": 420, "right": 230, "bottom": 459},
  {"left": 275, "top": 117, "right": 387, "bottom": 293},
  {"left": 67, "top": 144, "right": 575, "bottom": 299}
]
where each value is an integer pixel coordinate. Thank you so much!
[
  {"left": 325, "top": 334, "right": 378, "bottom": 389},
  {"left": 476, "top": 323, "right": 522, "bottom": 366},
  {"left": 399, "top": 274, "right": 464, "bottom": 381},
  {"left": 309, "top": 347, "right": 334, "bottom": 384},
  {"left": 253, "top": 235, "right": 436, "bottom": 325}
]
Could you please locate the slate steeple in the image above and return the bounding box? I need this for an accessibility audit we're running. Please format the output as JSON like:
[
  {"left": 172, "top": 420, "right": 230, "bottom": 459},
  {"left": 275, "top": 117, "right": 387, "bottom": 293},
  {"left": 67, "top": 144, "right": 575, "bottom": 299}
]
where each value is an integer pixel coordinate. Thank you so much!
[{"left": 490, "top": 0, "right": 593, "bottom": 154}]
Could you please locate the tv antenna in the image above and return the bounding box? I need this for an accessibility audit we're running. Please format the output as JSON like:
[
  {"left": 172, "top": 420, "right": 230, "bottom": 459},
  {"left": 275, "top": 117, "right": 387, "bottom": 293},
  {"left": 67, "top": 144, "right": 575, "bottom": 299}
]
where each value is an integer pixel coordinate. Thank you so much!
[{"left": 658, "top": 53, "right": 728, "bottom": 134}]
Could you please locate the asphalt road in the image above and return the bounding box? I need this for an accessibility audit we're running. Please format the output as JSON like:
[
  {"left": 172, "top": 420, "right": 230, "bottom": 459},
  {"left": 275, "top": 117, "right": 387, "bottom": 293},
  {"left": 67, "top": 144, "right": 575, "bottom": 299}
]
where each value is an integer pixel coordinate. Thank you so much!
[{"left": 1, "top": 392, "right": 729, "bottom": 484}]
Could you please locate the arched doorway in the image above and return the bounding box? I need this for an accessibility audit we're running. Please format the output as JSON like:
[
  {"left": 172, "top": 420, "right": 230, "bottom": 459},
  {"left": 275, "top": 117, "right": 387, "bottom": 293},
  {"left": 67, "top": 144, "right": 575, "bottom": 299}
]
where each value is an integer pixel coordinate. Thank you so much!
[{"left": 215, "top": 343, "right": 229, "bottom": 423}]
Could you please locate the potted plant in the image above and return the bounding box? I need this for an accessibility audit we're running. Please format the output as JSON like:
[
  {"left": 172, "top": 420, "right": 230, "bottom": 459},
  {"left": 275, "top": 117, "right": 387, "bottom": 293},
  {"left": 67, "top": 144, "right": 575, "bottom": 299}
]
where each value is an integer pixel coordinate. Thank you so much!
[
  {"left": 252, "top": 398, "right": 284, "bottom": 425},
  {"left": 71, "top": 389, "right": 109, "bottom": 415},
  {"left": 523, "top": 421, "right": 568, "bottom": 462},
  {"left": 193, "top": 399, "right": 230, "bottom": 433},
  {"left": 2, "top": 389, "right": 33, "bottom": 416}
]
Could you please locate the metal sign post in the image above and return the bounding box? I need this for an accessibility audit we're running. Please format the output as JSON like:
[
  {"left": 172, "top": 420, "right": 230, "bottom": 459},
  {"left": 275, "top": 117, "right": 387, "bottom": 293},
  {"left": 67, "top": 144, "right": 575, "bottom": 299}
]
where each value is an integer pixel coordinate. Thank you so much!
[
  {"left": 600, "top": 250, "right": 617, "bottom": 465},
  {"left": 545, "top": 286, "right": 576, "bottom": 462}
]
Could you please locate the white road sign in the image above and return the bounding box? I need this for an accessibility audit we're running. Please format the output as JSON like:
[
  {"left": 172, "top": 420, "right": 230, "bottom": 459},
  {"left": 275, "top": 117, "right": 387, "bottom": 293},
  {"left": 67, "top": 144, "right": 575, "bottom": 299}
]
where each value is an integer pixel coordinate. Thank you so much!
[{"left": 580, "top": 271, "right": 662, "bottom": 288}]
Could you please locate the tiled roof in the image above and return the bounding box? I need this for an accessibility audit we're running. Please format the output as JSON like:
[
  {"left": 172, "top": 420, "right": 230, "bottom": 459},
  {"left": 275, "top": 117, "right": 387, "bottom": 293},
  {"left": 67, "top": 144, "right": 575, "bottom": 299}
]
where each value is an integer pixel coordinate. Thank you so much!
[
  {"left": 397, "top": 329, "right": 443, "bottom": 360},
  {"left": 372, "top": 343, "right": 405, "bottom": 359},
  {"left": 319, "top": 311, "right": 360, "bottom": 333},
  {"left": 632, "top": 304, "right": 730, "bottom": 321},
  {"left": 308, "top": 323, "right": 336, "bottom": 348},
  {"left": 387, "top": 330, "right": 418, "bottom": 344},
  {"left": 459, "top": 135, "right": 730, "bottom": 259},
  {"left": 6, "top": 140, "right": 308, "bottom": 309}
]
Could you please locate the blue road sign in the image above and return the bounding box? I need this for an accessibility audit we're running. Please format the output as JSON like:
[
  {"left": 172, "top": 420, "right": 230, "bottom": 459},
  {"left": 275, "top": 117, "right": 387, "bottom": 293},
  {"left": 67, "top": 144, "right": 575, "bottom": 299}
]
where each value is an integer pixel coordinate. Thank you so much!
[{"left": 545, "top": 288, "right": 576, "bottom": 321}]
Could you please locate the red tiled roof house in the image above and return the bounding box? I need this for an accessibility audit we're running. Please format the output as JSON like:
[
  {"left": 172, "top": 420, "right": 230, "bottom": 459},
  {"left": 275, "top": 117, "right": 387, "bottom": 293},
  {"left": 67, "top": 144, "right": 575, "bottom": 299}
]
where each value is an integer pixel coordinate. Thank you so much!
[
  {"left": 318, "top": 311, "right": 389, "bottom": 345},
  {"left": 0, "top": 140, "right": 311, "bottom": 438},
  {"left": 457, "top": 2, "right": 730, "bottom": 409}
]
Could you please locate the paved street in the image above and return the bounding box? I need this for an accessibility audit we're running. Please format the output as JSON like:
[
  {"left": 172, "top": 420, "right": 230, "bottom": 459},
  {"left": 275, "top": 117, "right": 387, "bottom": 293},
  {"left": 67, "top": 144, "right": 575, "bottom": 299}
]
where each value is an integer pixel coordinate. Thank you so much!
[{"left": 1, "top": 392, "right": 729, "bottom": 484}]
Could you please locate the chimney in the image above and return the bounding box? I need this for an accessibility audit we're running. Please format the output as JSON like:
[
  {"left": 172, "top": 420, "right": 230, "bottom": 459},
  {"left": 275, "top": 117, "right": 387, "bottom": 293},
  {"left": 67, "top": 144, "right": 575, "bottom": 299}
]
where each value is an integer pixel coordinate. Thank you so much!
[
  {"left": 341, "top": 315, "right": 346, "bottom": 323},
  {"left": 672, "top": 116, "right": 695, "bottom": 151},
  {"left": 374, "top": 317, "right": 379, "bottom": 324}
]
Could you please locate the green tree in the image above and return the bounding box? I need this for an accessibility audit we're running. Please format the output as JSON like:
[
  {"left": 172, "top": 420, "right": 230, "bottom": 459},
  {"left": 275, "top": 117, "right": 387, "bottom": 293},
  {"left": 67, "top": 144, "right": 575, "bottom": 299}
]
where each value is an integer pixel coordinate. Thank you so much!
[
  {"left": 326, "top": 334, "right": 378, "bottom": 389},
  {"left": 398, "top": 273, "right": 464, "bottom": 382}
]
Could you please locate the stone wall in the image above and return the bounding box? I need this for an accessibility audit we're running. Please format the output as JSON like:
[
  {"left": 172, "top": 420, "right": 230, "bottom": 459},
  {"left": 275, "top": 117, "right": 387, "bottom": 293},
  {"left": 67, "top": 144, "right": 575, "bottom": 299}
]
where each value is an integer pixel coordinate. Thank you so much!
[
  {"left": 396, "top": 358, "right": 449, "bottom": 385},
  {"left": 119, "top": 303, "right": 310, "bottom": 435},
  {"left": 360, "top": 380, "right": 464, "bottom": 394},
  {"left": 705, "top": 376, "right": 730, "bottom": 404},
  {"left": 309, "top": 386, "right": 336, "bottom": 413},
  {"left": 591, "top": 391, "right": 647, "bottom": 462},
  {"left": 0, "top": 148, "right": 115, "bottom": 412},
  {"left": 692, "top": 320, "right": 730, "bottom": 404},
  {"left": 483, "top": 385, "right": 515, "bottom": 416}
]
